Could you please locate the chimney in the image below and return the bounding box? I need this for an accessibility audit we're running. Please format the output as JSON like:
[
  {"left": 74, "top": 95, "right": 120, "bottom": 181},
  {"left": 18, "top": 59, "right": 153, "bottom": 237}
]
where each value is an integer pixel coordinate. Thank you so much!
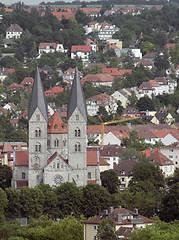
[{"left": 134, "top": 208, "right": 138, "bottom": 215}]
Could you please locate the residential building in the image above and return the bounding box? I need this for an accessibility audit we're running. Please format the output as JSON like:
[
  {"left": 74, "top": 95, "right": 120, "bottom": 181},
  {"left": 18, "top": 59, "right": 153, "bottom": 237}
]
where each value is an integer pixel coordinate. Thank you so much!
[
  {"left": 160, "top": 142, "right": 179, "bottom": 169},
  {"left": 149, "top": 151, "right": 174, "bottom": 177},
  {"left": 99, "top": 145, "right": 125, "bottom": 169},
  {"left": 83, "top": 206, "right": 154, "bottom": 240},
  {"left": 106, "top": 39, "right": 122, "bottom": 49},
  {"left": 63, "top": 68, "right": 83, "bottom": 83},
  {"left": 52, "top": 11, "right": 74, "bottom": 20},
  {"left": 112, "top": 89, "right": 132, "bottom": 108},
  {"left": 71, "top": 45, "right": 91, "bottom": 65},
  {"left": 114, "top": 159, "right": 139, "bottom": 190},
  {"left": 84, "top": 38, "right": 97, "bottom": 52},
  {"left": 45, "top": 86, "right": 64, "bottom": 97},
  {"left": 81, "top": 73, "right": 114, "bottom": 87},
  {"left": 97, "top": 22, "right": 119, "bottom": 40},
  {"left": 102, "top": 68, "right": 132, "bottom": 78},
  {"left": 6, "top": 24, "right": 23, "bottom": 39},
  {"left": 121, "top": 106, "right": 140, "bottom": 118},
  {"left": 86, "top": 93, "right": 118, "bottom": 116},
  {"left": 103, "top": 130, "right": 129, "bottom": 147},
  {"left": 0, "top": 68, "right": 15, "bottom": 83},
  {"left": 0, "top": 142, "right": 27, "bottom": 167},
  {"left": 38, "top": 42, "right": 65, "bottom": 55},
  {"left": 20, "top": 77, "right": 34, "bottom": 86}
]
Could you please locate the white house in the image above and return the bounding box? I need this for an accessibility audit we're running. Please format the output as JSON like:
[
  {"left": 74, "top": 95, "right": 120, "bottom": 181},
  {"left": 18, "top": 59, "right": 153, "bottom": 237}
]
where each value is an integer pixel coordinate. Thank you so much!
[
  {"left": 6, "top": 24, "right": 23, "bottom": 39},
  {"left": 160, "top": 142, "right": 179, "bottom": 169},
  {"left": 112, "top": 89, "right": 132, "bottom": 108},
  {"left": 71, "top": 45, "right": 91, "bottom": 65},
  {"left": 38, "top": 43, "right": 65, "bottom": 55},
  {"left": 86, "top": 93, "right": 118, "bottom": 116}
]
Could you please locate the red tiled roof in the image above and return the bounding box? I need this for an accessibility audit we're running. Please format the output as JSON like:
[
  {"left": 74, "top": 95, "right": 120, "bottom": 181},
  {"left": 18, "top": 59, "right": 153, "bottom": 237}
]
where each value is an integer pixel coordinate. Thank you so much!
[
  {"left": 111, "top": 130, "right": 129, "bottom": 140},
  {"left": 81, "top": 74, "right": 113, "bottom": 85},
  {"left": 45, "top": 86, "right": 64, "bottom": 97},
  {"left": 52, "top": 11, "right": 74, "bottom": 20},
  {"left": 102, "top": 68, "right": 132, "bottom": 77},
  {"left": 87, "top": 180, "right": 97, "bottom": 184},
  {"left": 20, "top": 77, "right": 34, "bottom": 86},
  {"left": 86, "top": 93, "right": 116, "bottom": 106},
  {"left": 141, "top": 148, "right": 160, "bottom": 158},
  {"left": 87, "top": 148, "right": 109, "bottom": 166},
  {"left": 48, "top": 111, "right": 68, "bottom": 134},
  {"left": 150, "top": 151, "right": 174, "bottom": 166},
  {"left": 15, "top": 151, "right": 29, "bottom": 166},
  {"left": 71, "top": 45, "right": 91, "bottom": 53},
  {"left": 7, "top": 24, "right": 23, "bottom": 32},
  {"left": 39, "top": 42, "right": 57, "bottom": 49},
  {"left": 137, "top": 59, "right": 153, "bottom": 67}
]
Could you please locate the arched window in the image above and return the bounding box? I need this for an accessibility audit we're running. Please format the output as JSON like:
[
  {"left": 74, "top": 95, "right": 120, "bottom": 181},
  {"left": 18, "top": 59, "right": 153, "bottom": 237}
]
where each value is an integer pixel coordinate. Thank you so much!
[
  {"left": 54, "top": 138, "right": 59, "bottom": 147},
  {"left": 75, "top": 128, "right": 81, "bottom": 137},
  {"left": 88, "top": 172, "right": 91, "bottom": 179},
  {"left": 22, "top": 172, "right": 26, "bottom": 179},
  {"left": 75, "top": 143, "right": 81, "bottom": 152},
  {"left": 35, "top": 143, "right": 41, "bottom": 152},
  {"left": 35, "top": 128, "right": 41, "bottom": 137},
  {"left": 63, "top": 139, "right": 66, "bottom": 147}
]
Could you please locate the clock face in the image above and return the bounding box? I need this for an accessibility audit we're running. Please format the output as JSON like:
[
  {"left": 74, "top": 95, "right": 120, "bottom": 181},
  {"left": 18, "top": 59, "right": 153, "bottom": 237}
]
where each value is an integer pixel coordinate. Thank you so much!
[{"left": 54, "top": 175, "right": 63, "bottom": 186}]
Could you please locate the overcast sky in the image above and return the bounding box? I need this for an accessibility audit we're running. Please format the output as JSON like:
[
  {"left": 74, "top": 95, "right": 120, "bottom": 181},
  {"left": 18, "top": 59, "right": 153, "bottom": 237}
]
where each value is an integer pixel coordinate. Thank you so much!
[{"left": 1, "top": 0, "right": 77, "bottom": 5}]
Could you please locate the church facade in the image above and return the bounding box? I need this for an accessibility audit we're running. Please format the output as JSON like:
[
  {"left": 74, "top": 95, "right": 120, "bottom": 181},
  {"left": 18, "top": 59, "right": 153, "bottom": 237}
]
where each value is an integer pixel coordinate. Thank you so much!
[{"left": 27, "top": 67, "right": 100, "bottom": 188}]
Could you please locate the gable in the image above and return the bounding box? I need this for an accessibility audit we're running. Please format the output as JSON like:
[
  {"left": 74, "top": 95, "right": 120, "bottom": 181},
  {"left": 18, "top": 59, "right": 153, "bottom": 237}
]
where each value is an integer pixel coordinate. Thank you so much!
[{"left": 45, "top": 154, "right": 71, "bottom": 172}]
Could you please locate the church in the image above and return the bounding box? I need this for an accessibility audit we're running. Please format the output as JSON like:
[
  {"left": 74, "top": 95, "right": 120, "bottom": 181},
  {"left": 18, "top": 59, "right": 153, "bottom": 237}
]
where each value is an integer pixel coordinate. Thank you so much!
[{"left": 12, "top": 67, "right": 102, "bottom": 188}]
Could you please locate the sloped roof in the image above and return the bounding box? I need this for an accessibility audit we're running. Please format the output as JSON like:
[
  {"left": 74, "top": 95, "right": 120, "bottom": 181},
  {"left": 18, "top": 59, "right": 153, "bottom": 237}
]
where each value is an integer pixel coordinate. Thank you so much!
[
  {"left": 150, "top": 151, "right": 173, "bottom": 166},
  {"left": 28, "top": 67, "right": 48, "bottom": 121},
  {"left": 114, "top": 159, "right": 139, "bottom": 176},
  {"left": 87, "top": 148, "right": 109, "bottom": 166},
  {"left": 15, "top": 151, "right": 29, "bottom": 166},
  {"left": 81, "top": 74, "right": 113, "bottom": 85},
  {"left": 7, "top": 24, "right": 23, "bottom": 32},
  {"left": 71, "top": 45, "right": 91, "bottom": 52},
  {"left": 67, "top": 67, "right": 87, "bottom": 121},
  {"left": 48, "top": 111, "right": 67, "bottom": 134}
]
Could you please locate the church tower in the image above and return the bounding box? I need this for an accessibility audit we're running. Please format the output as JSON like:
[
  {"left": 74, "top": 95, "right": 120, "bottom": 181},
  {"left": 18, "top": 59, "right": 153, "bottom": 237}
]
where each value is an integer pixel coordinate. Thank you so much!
[
  {"left": 67, "top": 67, "right": 87, "bottom": 186},
  {"left": 28, "top": 67, "right": 48, "bottom": 187}
]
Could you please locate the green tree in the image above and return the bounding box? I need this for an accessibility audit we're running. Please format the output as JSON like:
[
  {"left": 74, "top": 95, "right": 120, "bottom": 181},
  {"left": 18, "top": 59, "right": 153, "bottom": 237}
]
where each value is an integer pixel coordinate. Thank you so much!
[
  {"left": 36, "top": 184, "right": 58, "bottom": 219},
  {"left": 137, "top": 96, "right": 155, "bottom": 111},
  {"left": 19, "top": 187, "right": 45, "bottom": 218},
  {"left": 47, "top": 215, "right": 83, "bottom": 240},
  {"left": 97, "top": 218, "right": 118, "bottom": 240},
  {"left": 127, "top": 91, "right": 138, "bottom": 108},
  {"left": 0, "top": 164, "right": 12, "bottom": 190},
  {"left": 83, "top": 81, "right": 99, "bottom": 99},
  {"left": 128, "top": 218, "right": 179, "bottom": 240},
  {"left": 54, "top": 182, "right": 83, "bottom": 218},
  {"left": 5, "top": 188, "right": 21, "bottom": 218},
  {"left": 141, "top": 41, "right": 155, "bottom": 55},
  {"left": 159, "top": 182, "right": 179, "bottom": 222},
  {"left": 82, "top": 183, "right": 111, "bottom": 218},
  {"left": 100, "top": 170, "right": 120, "bottom": 194},
  {"left": 0, "top": 188, "right": 7, "bottom": 222}
]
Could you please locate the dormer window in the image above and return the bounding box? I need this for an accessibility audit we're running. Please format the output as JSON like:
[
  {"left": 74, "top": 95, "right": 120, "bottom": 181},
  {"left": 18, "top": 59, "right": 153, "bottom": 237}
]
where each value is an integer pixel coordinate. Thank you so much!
[{"left": 54, "top": 124, "right": 58, "bottom": 130}]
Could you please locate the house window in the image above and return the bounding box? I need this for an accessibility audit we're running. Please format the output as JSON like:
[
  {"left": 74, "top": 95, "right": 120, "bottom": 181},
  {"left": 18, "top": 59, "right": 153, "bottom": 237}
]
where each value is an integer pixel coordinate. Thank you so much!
[
  {"left": 35, "top": 143, "right": 41, "bottom": 152},
  {"left": 88, "top": 172, "right": 91, "bottom": 179},
  {"left": 75, "top": 128, "right": 81, "bottom": 137},
  {"left": 22, "top": 172, "right": 26, "bottom": 179},
  {"left": 75, "top": 143, "right": 81, "bottom": 152},
  {"left": 54, "top": 139, "right": 59, "bottom": 147},
  {"left": 169, "top": 155, "right": 173, "bottom": 158},
  {"left": 35, "top": 128, "right": 41, "bottom": 137},
  {"left": 121, "top": 171, "right": 125, "bottom": 175}
]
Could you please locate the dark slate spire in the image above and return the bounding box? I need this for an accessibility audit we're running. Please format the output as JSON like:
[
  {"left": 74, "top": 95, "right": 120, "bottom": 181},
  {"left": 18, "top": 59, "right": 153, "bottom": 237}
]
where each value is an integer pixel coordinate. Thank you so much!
[
  {"left": 28, "top": 67, "right": 48, "bottom": 121},
  {"left": 67, "top": 67, "right": 87, "bottom": 121}
]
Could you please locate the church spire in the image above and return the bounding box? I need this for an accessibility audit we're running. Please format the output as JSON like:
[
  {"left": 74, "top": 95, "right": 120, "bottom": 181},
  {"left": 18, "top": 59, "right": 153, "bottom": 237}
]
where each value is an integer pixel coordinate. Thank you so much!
[
  {"left": 28, "top": 67, "right": 48, "bottom": 121},
  {"left": 67, "top": 67, "right": 87, "bottom": 122}
]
